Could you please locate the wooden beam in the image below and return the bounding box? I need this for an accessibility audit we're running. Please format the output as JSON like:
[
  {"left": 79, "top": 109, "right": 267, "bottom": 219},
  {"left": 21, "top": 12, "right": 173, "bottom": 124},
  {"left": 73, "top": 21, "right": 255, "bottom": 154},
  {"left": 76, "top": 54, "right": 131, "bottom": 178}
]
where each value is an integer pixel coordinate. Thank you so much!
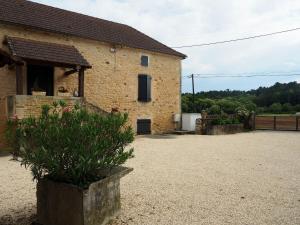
[
  {"left": 16, "top": 64, "right": 23, "bottom": 95},
  {"left": 78, "top": 68, "right": 85, "bottom": 97},
  {"left": 64, "top": 69, "right": 78, "bottom": 76}
]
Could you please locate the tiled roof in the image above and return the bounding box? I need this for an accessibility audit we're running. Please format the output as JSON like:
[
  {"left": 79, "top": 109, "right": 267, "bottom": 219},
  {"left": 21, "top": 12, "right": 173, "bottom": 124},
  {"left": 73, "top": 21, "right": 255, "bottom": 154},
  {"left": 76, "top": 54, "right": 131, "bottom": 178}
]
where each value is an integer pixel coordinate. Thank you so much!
[
  {"left": 6, "top": 36, "right": 91, "bottom": 68},
  {"left": 0, "top": 0, "right": 186, "bottom": 58}
]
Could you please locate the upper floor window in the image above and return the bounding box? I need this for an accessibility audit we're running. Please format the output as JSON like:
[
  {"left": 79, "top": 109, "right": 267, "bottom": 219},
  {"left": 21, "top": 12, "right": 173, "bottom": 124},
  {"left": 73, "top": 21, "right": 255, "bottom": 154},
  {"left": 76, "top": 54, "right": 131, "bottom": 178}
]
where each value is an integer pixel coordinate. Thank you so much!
[
  {"left": 138, "top": 74, "right": 151, "bottom": 102},
  {"left": 141, "top": 55, "right": 149, "bottom": 67}
]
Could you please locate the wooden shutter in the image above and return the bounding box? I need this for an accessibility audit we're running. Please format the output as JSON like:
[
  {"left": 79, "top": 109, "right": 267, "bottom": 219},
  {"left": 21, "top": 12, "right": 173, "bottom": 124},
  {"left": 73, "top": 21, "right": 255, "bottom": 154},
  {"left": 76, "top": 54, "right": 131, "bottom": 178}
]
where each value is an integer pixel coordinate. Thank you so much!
[
  {"left": 138, "top": 74, "right": 151, "bottom": 102},
  {"left": 137, "top": 119, "right": 151, "bottom": 134}
]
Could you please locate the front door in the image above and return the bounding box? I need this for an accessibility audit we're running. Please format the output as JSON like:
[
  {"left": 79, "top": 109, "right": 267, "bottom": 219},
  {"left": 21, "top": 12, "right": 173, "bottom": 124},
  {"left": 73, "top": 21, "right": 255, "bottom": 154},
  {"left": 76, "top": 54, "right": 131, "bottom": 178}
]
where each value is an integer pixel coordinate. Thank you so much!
[{"left": 27, "top": 65, "right": 54, "bottom": 96}]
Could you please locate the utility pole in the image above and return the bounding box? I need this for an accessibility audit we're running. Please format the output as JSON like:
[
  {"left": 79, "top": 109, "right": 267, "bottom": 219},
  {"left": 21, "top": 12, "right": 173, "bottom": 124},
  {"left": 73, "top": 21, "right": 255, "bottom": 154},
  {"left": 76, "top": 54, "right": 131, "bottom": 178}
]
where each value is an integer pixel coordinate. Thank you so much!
[{"left": 191, "top": 74, "right": 195, "bottom": 113}]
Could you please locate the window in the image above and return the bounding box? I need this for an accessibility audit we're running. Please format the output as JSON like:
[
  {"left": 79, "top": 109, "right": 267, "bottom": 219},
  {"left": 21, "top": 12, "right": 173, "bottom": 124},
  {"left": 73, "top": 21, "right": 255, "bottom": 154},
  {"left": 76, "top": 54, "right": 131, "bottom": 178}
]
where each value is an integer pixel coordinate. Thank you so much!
[
  {"left": 137, "top": 119, "right": 151, "bottom": 135},
  {"left": 141, "top": 55, "right": 149, "bottom": 67},
  {"left": 138, "top": 74, "right": 151, "bottom": 102}
]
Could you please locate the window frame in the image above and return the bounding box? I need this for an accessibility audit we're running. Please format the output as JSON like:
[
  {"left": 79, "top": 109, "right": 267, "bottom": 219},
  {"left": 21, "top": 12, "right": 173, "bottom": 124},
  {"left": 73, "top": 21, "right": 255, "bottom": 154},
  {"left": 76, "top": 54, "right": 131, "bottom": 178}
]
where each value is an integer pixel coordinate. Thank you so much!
[
  {"left": 141, "top": 55, "right": 149, "bottom": 67},
  {"left": 137, "top": 119, "right": 151, "bottom": 135},
  {"left": 138, "top": 74, "right": 152, "bottom": 102}
]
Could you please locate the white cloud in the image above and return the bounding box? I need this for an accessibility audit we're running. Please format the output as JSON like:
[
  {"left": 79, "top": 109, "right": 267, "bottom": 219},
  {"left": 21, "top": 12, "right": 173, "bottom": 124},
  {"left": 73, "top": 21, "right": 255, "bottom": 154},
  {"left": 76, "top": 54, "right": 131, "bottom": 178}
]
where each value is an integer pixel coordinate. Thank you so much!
[{"left": 34, "top": 0, "right": 300, "bottom": 91}]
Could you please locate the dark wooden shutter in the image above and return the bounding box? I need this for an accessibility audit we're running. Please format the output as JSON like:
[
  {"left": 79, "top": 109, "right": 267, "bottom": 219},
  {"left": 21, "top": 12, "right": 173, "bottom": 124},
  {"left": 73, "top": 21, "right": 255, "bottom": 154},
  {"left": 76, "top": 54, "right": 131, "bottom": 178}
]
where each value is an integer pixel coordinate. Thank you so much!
[
  {"left": 141, "top": 55, "right": 148, "bottom": 66},
  {"left": 137, "top": 119, "right": 151, "bottom": 134},
  {"left": 138, "top": 74, "right": 151, "bottom": 102}
]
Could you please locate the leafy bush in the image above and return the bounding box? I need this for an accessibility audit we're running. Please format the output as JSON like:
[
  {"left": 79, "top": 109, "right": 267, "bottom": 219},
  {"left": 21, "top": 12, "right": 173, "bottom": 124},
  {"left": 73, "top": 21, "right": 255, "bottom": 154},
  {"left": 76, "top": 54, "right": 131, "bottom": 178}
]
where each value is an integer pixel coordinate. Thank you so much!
[
  {"left": 269, "top": 103, "right": 282, "bottom": 113},
  {"left": 208, "top": 105, "right": 221, "bottom": 114},
  {"left": 282, "top": 103, "right": 293, "bottom": 113},
  {"left": 211, "top": 113, "right": 241, "bottom": 126},
  {"left": 7, "top": 101, "right": 134, "bottom": 188}
]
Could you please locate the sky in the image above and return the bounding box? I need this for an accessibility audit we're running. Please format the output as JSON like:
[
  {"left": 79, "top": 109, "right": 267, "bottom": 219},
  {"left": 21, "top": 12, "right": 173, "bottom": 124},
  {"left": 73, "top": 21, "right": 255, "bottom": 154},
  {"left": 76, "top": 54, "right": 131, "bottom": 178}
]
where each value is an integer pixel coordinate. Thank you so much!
[{"left": 34, "top": 0, "right": 300, "bottom": 92}]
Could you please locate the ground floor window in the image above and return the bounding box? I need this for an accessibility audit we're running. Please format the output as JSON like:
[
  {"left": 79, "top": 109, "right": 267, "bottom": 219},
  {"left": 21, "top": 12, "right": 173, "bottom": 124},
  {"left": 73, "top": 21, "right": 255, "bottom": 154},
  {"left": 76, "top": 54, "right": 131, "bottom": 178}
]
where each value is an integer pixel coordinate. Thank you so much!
[{"left": 137, "top": 119, "right": 151, "bottom": 135}]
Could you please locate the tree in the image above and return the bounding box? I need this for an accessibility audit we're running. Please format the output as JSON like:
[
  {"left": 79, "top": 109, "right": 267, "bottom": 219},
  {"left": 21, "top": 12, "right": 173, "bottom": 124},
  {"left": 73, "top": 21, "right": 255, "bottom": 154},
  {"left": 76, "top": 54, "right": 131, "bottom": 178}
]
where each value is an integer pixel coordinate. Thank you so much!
[
  {"left": 208, "top": 105, "right": 221, "bottom": 114},
  {"left": 282, "top": 103, "right": 293, "bottom": 113},
  {"left": 269, "top": 103, "right": 282, "bottom": 113}
]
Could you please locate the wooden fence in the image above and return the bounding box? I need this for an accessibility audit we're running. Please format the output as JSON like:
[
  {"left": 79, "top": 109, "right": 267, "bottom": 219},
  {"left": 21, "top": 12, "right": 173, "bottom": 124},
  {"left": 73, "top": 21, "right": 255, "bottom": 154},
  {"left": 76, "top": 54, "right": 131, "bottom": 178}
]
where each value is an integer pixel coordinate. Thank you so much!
[{"left": 254, "top": 115, "right": 300, "bottom": 131}]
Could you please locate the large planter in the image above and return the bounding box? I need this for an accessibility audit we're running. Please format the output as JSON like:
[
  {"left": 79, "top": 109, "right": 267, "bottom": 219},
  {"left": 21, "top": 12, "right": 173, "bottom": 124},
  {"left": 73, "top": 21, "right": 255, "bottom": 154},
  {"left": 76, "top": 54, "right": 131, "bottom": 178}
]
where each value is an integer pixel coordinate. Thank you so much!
[
  {"left": 36, "top": 166, "right": 133, "bottom": 225},
  {"left": 205, "top": 124, "right": 244, "bottom": 135}
]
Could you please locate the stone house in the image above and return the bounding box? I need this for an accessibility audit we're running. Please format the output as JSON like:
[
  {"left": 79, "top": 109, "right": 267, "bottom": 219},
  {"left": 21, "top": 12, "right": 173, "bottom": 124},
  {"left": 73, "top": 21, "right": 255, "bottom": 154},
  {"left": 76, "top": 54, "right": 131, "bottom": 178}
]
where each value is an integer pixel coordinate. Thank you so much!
[{"left": 0, "top": 0, "right": 186, "bottom": 146}]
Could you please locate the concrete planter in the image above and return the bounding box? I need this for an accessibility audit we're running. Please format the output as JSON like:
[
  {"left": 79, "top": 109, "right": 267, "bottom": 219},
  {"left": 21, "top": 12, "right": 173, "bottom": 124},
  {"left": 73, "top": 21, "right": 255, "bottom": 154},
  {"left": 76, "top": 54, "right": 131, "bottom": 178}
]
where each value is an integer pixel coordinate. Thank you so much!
[
  {"left": 36, "top": 166, "right": 133, "bottom": 225},
  {"left": 205, "top": 124, "right": 244, "bottom": 135}
]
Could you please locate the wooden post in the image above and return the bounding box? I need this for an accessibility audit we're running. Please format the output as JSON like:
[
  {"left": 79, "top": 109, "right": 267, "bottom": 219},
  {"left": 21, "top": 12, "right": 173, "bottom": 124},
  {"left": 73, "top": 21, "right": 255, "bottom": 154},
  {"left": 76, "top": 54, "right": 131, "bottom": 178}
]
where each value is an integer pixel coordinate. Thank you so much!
[
  {"left": 16, "top": 64, "right": 23, "bottom": 95},
  {"left": 296, "top": 117, "right": 299, "bottom": 131},
  {"left": 273, "top": 116, "right": 277, "bottom": 130},
  {"left": 191, "top": 74, "right": 195, "bottom": 113},
  {"left": 252, "top": 113, "right": 256, "bottom": 130},
  {"left": 78, "top": 68, "right": 85, "bottom": 97}
]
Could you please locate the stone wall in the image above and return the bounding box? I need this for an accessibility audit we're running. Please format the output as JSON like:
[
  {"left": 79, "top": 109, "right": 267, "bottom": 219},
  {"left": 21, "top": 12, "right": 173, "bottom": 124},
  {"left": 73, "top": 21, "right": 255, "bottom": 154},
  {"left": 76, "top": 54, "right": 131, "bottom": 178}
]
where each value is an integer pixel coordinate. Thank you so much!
[
  {"left": 7, "top": 95, "right": 83, "bottom": 120},
  {"left": 0, "top": 23, "right": 182, "bottom": 135},
  {"left": 205, "top": 124, "right": 244, "bottom": 135}
]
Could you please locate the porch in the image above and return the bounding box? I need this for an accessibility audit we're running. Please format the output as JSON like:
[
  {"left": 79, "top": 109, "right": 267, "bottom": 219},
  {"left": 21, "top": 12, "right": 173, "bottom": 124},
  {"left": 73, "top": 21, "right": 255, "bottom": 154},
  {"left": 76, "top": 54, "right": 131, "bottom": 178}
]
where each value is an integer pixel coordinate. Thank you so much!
[{"left": 0, "top": 36, "right": 92, "bottom": 119}]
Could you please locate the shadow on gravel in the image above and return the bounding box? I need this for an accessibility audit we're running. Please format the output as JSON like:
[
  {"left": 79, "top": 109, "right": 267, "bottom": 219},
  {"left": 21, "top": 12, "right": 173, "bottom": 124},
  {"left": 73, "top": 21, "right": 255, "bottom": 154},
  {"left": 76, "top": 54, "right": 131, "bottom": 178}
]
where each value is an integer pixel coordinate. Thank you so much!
[
  {"left": 0, "top": 151, "right": 10, "bottom": 157},
  {"left": 0, "top": 213, "right": 36, "bottom": 225},
  {"left": 140, "top": 134, "right": 179, "bottom": 139}
]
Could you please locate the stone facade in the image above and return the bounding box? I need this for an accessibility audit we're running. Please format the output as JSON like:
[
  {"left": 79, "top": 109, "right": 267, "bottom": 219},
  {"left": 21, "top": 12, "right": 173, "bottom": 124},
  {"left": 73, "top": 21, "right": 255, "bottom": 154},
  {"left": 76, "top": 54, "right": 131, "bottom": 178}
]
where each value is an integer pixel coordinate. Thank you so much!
[{"left": 0, "top": 23, "right": 183, "bottom": 139}]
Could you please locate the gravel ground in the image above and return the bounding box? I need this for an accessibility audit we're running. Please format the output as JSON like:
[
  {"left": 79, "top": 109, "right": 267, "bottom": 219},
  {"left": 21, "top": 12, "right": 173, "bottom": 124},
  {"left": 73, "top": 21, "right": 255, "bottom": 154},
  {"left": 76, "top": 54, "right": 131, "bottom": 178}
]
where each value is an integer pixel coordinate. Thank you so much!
[{"left": 0, "top": 131, "right": 300, "bottom": 225}]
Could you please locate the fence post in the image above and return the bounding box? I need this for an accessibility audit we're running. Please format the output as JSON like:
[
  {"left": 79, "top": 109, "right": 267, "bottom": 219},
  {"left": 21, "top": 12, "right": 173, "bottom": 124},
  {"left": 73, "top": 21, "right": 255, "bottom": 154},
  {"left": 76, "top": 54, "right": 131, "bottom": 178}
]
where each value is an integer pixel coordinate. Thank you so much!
[
  {"left": 252, "top": 113, "right": 256, "bottom": 130},
  {"left": 273, "top": 116, "right": 277, "bottom": 130},
  {"left": 296, "top": 117, "right": 299, "bottom": 131}
]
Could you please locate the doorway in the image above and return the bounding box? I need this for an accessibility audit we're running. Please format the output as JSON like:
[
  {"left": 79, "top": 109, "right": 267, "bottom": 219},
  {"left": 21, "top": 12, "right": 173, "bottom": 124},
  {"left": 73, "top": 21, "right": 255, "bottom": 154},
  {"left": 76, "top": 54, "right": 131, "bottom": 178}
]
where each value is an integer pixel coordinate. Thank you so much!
[{"left": 27, "top": 65, "right": 54, "bottom": 96}]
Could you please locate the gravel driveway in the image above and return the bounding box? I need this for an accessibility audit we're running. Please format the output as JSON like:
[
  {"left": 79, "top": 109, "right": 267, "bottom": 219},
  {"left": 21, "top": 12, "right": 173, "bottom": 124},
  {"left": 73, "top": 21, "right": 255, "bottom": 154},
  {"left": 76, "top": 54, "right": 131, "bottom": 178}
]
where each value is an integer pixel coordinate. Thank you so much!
[{"left": 1, "top": 131, "right": 300, "bottom": 225}]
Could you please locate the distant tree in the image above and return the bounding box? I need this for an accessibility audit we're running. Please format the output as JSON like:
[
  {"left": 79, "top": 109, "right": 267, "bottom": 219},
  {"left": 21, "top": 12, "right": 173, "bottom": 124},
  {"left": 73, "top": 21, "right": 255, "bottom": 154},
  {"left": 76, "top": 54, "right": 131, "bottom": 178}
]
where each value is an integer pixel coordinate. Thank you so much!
[
  {"left": 216, "top": 99, "right": 240, "bottom": 114},
  {"left": 181, "top": 81, "right": 300, "bottom": 114},
  {"left": 295, "top": 104, "right": 300, "bottom": 112},
  {"left": 208, "top": 105, "right": 221, "bottom": 114},
  {"left": 269, "top": 103, "right": 282, "bottom": 113},
  {"left": 282, "top": 103, "right": 293, "bottom": 113}
]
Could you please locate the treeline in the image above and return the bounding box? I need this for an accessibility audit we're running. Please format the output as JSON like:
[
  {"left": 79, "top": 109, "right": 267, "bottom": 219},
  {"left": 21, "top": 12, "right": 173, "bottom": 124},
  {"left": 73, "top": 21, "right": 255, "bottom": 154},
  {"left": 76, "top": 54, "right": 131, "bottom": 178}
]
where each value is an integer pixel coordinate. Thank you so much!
[{"left": 182, "top": 82, "right": 300, "bottom": 114}]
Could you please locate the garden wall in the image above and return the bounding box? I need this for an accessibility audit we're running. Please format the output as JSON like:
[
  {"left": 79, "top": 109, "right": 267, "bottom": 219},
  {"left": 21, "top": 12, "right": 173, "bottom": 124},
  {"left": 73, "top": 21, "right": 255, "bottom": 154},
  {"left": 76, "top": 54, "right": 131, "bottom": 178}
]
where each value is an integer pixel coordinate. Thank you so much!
[{"left": 205, "top": 124, "right": 244, "bottom": 135}]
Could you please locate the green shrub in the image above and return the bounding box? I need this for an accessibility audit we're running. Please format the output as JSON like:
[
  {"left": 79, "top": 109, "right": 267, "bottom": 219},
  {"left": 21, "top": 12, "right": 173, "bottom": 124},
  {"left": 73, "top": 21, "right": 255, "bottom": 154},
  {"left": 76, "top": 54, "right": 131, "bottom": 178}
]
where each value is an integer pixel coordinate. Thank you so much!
[
  {"left": 269, "top": 103, "right": 282, "bottom": 113},
  {"left": 211, "top": 113, "right": 241, "bottom": 126},
  {"left": 208, "top": 105, "right": 221, "bottom": 114},
  {"left": 7, "top": 101, "right": 134, "bottom": 188}
]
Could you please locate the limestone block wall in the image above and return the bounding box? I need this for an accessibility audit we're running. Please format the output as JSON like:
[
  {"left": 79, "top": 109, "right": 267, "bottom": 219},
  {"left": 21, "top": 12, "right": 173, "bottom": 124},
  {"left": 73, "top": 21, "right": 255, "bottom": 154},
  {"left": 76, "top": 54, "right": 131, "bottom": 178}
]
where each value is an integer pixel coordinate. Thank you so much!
[
  {"left": 9, "top": 95, "right": 83, "bottom": 119},
  {"left": 0, "top": 23, "right": 183, "bottom": 134}
]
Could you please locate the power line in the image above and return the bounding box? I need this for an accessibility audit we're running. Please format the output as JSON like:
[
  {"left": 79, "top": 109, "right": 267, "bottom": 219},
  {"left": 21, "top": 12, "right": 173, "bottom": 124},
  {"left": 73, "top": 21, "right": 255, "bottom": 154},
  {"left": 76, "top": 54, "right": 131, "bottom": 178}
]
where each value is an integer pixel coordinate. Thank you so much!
[
  {"left": 184, "top": 73, "right": 300, "bottom": 79},
  {"left": 171, "top": 27, "right": 300, "bottom": 48}
]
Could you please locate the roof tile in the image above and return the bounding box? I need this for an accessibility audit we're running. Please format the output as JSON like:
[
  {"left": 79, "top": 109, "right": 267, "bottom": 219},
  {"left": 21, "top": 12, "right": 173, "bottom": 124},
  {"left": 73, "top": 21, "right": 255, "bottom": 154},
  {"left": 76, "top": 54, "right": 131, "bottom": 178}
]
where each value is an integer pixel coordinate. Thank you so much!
[
  {"left": 6, "top": 36, "right": 91, "bottom": 67},
  {"left": 0, "top": 0, "right": 186, "bottom": 58}
]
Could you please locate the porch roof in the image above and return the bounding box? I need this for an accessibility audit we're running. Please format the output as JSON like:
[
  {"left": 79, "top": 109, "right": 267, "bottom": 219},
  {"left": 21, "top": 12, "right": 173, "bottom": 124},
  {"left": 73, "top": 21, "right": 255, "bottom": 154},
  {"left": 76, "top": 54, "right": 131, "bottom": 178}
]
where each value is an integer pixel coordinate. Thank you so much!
[{"left": 5, "top": 36, "right": 91, "bottom": 68}]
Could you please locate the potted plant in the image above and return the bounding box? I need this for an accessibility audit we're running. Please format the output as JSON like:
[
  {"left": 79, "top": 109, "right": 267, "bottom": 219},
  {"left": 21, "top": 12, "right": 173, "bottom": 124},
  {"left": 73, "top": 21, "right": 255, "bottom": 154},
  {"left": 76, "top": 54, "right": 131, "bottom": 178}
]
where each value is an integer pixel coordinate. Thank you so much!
[
  {"left": 7, "top": 101, "right": 134, "bottom": 225},
  {"left": 57, "top": 86, "right": 71, "bottom": 97},
  {"left": 32, "top": 87, "right": 46, "bottom": 96}
]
